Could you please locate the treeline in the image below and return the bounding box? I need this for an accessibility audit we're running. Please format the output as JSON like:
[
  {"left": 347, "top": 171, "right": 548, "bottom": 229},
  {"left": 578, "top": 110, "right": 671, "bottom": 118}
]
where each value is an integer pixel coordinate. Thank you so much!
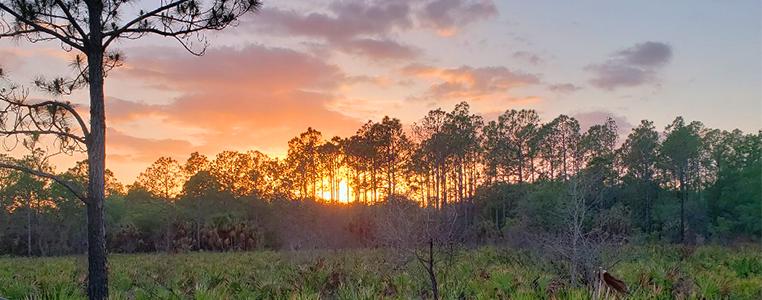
[{"left": 0, "top": 102, "right": 759, "bottom": 256}]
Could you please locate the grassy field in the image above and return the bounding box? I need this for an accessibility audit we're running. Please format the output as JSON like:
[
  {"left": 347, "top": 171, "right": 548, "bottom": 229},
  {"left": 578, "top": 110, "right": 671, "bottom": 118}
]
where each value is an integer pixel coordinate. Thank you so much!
[{"left": 0, "top": 245, "right": 760, "bottom": 299}]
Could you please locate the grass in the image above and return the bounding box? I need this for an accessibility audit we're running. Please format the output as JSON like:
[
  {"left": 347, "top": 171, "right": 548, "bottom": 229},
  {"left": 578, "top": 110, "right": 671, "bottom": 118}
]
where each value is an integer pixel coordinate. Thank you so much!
[{"left": 0, "top": 245, "right": 760, "bottom": 299}]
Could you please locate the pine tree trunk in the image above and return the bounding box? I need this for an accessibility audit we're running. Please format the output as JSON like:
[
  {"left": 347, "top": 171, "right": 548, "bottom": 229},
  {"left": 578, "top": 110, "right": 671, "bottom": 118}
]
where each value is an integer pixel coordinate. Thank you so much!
[
  {"left": 86, "top": 5, "right": 109, "bottom": 297},
  {"left": 441, "top": 164, "right": 447, "bottom": 207},
  {"left": 457, "top": 160, "right": 463, "bottom": 202},
  {"left": 371, "top": 164, "right": 377, "bottom": 203},
  {"left": 427, "top": 238, "right": 439, "bottom": 300},
  {"left": 645, "top": 179, "right": 652, "bottom": 233},
  {"left": 434, "top": 166, "right": 440, "bottom": 208},
  {"left": 679, "top": 171, "right": 686, "bottom": 243},
  {"left": 26, "top": 195, "right": 31, "bottom": 256},
  {"left": 518, "top": 151, "right": 524, "bottom": 183}
]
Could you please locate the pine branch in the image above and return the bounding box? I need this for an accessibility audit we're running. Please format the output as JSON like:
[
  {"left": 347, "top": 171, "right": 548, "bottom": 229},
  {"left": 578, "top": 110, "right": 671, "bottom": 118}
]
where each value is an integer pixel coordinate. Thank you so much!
[{"left": 0, "top": 162, "right": 87, "bottom": 202}]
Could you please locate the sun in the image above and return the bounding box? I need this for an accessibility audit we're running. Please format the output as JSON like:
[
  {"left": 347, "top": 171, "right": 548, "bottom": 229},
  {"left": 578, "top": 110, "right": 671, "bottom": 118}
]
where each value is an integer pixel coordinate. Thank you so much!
[{"left": 320, "top": 179, "right": 351, "bottom": 203}]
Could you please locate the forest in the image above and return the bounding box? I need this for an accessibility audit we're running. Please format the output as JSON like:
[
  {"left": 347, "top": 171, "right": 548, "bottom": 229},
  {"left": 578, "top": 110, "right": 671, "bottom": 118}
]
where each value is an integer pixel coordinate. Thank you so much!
[
  {"left": 1, "top": 101, "right": 759, "bottom": 258},
  {"left": 1, "top": 0, "right": 759, "bottom": 298}
]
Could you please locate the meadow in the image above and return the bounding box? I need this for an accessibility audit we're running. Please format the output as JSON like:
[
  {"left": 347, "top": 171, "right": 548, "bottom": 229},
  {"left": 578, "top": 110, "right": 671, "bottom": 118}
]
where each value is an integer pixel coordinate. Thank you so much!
[{"left": 0, "top": 245, "right": 760, "bottom": 300}]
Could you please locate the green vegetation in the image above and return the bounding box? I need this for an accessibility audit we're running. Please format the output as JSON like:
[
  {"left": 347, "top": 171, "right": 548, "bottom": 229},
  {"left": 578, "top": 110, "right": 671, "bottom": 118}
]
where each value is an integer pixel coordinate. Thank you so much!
[
  {"left": 1, "top": 106, "right": 760, "bottom": 257},
  {"left": 1, "top": 104, "right": 759, "bottom": 299},
  {"left": 1, "top": 246, "right": 760, "bottom": 299}
]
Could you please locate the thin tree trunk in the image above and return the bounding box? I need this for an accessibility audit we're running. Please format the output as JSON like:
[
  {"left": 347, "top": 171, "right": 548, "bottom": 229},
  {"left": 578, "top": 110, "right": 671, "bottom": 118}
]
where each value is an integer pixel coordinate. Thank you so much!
[
  {"left": 427, "top": 238, "right": 439, "bottom": 300},
  {"left": 645, "top": 179, "right": 652, "bottom": 233},
  {"left": 319, "top": 173, "right": 323, "bottom": 200},
  {"left": 679, "top": 171, "right": 686, "bottom": 243},
  {"left": 434, "top": 166, "right": 440, "bottom": 208},
  {"left": 529, "top": 156, "right": 535, "bottom": 182},
  {"left": 457, "top": 160, "right": 463, "bottom": 202},
  {"left": 361, "top": 171, "right": 366, "bottom": 204},
  {"left": 196, "top": 209, "right": 201, "bottom": 250},
  {"left": 26, "top": 195, "right": 31, "bottom": 256},
  {"left": 425, "top": 170, "right": 430, "bottom": 207},
  {"left": 371, "top": 164, "right": 377, "bottom": 203},
  {"left": 441, "top": 164, "right": 448, "bottom": 207},
  {"left": 518, "top": 150, "right": 524, "bottom": 183}
]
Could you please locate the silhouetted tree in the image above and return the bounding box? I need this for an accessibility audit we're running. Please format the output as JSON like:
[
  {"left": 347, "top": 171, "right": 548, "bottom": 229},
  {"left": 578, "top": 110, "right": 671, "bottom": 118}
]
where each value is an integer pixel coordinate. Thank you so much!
[
  {"left": 210, "top": 151, "right": 255, "bottom": 197},
  {"left": 483, "top": 109, "right": 539, "bottom": 183},
  {"left": 443, "top": 103, "right": 483, "bottom": 201},
  {"left": 287, "top": 128, "right": 323, "bottom": 199},
  {"left": 366, "top": 117, "right": 413, "bottom": 198},
  {"left": 536, "top": 115, "right": 581, "bottom": 181},
  {"left": 184, "top": 152, "right": 211, "bottom": 177},
  {"left": 413, "top": 108, "right": 449, "bottom": 207},
  {"left": 318, "top": 137, "right": 343, "bottom": 202},
  {"left": 620, "top": 120, "right": 660, "bottom": 232},
  {"left": 135, "top": 157, "right": 185, "bottom": 201},
  {"left": 660, "top": 117, "right": 703, "bottom": 242}
]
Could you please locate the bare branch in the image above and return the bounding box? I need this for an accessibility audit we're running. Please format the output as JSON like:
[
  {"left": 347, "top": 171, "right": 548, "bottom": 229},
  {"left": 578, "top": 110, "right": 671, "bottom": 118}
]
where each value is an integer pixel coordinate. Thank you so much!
[
  {"left": 0, "top": 162, "right": 86, "bottom": 202},
  {"left": 54, "top": 0, "right": 88, "bottom": 45},
  {"left": 0, "top": 96, "right": 89, "bottom": 141},
  {"left": 102, "top": 0, "right": 262, "bottom": 51},
  {"left": 0, "top": 84, "right": 88, "bottom": 160},
  {"left": 0, "top": 129, "right": 84, "bottom": 143},
  {"left": 0, "top": 27, "right": 35, "bottom": 37},
  {"left": 0, "top": 2, "right": 85, "bottom": 51},
  {"left": 103, "top": 0, "right": 192, "bottom": 46}
]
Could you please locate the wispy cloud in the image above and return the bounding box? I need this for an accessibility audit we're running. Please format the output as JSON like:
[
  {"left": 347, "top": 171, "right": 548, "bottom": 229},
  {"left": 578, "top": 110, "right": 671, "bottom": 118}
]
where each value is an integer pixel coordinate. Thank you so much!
[
  {"left": 248, "top": 0, "right": 498, "bottom": 59},
  {"left": 587, "top": 41, "right": 673, "bottom": 90},
  {"left": 548, "top": 83, "right": 582, "bottom": 94},
  {"left": 512, "top": 51, "right": 543, "bottom": 65},
  {"left": 252, "top": 1, "right": 418, "bottom": 60},
  {"left": 417, "top": 0, "right": 498, "bottom": 36},
  {"left": 403, "top": 64, "right": 540, "bottom": 100}
]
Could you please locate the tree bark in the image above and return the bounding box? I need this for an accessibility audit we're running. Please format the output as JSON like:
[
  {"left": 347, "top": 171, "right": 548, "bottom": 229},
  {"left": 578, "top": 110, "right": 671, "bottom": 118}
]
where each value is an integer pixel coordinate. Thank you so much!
[
  {"left": 441, "top": 165, "right": 447, "bottom": 207},
  {"left": 427, "top": 238, "right": 439, "bottom": 300},
  {"left": 434, "top": 166, "right": 440, "bottom": 208},
  {"left": 645, "top": 178, "right": 652, "bottom": 234},
  {"left": 26, "top": 195, "right": 32, "bottom": 256},
  {"left": 457, "top": 160, "right": 463, "bottom": 202},
  {"left": 679, "top": 171, "right": 686, "bottom": 243},
  {"left": 371, "top": 162, "right": 377, "bottom": 203},
  {"left": 86, "top": 3, "right": 108, "bottom": 297},
  {"left": 518, "top": 148, "right": 524, "bottom": 183}
]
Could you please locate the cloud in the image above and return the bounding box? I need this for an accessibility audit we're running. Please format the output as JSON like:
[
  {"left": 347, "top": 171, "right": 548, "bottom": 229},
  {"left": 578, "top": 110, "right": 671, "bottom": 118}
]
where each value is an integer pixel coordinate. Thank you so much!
[
  {"left": 339, "top": 38, "right": 421, "bottom": 60},
  {"left": 573, "top": 110, "right": 633, "bottom": 134},
  {"left": 0, "top": 46, "right": 76, "bottom": 82},
  {"left": 121, "top": 45, "right": 343, "bottom": 90},
  {"left": 0, "top": 49, "right": 20, "bottom": 73},
  {"left": 107, "top": 44, "right": 363, "bottom": 161},
  {"left": 257, "top": 2, "right": 413, "bottom": 40},
  {"left": 106, "top": 97, "right": 163, "bottom": 122},
  {"left": 616, "top": 41, "right": 672, "bottom": 67},
  {"left": 252, "top": 2, "right": 418, "bottom": 60},
  {"left": 107, "top": 128, "right": 195, "bottom": 162},
  {"left": 512, "top": 51, "right": 543, "bottom": 65},
  {"left": 403, "top": 64, "right": 540, "bottom": 100},
  {"left": 249, "top": 0, "right": 498, "bottom": 59},
  {"left": 418, "top": 0, "right": 498, "bottom": 36},
  {"left": 548, "top": 83, "right": 582, "bottom": 94},
  {"left": 587, "top": 41, "right": 673, "bottom": 90}
]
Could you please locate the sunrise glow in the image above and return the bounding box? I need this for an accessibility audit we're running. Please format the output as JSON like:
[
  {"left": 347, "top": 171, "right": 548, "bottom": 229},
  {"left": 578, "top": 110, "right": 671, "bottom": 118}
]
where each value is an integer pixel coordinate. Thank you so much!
[{"left": 0, "top": 1, "right": 760, "bottom": 298}]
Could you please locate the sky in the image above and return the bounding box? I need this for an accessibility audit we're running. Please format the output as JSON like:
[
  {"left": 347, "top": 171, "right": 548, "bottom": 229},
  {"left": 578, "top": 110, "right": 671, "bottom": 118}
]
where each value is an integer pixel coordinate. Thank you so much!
[{"left": 0, "top": 0, "right": 760, "bottom": 183}]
